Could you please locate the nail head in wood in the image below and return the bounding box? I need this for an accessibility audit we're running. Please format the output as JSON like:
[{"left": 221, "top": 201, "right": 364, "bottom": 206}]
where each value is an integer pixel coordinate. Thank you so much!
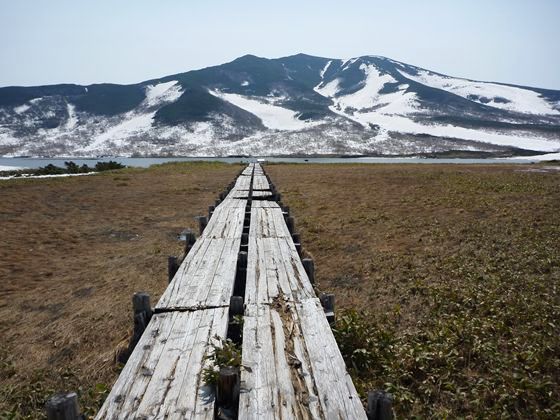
[{"left": 367, "top": 390, "right": 394, "bottom": 420}]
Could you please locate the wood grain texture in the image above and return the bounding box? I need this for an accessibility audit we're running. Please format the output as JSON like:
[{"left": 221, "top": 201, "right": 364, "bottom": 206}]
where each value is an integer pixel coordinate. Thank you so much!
[
  {"left": 98, "top": 163, "right": 365, "bottom": 419},
  {"left": 96, "top": 309, "right": 228, "bottom": 419},
  {"left": 249, "top": 206, "right": 291, "bottom": 239},
  {"left": 252, "top": 175, "right": 270, "bottom": 190},
  {"left": 240, "top": 300, "right": 366, "bottom": 419}
]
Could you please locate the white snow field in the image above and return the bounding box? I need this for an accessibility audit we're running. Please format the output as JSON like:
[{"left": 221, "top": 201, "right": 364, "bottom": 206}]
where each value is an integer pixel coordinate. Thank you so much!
[
  {"left": 144, "top": 81, "right": 183, "bottom": 107},
  {"left": 312, "top": 61, "right": 560, "bottom": 152},
  {"left": 0, "top": 165, "right": 27, "bottom": 171},
  {"left": 399, "top": 69, "right": 560, "bottom": 115},
  {"left": 210, "top": 90, "right": 321, "bottom": 130}
]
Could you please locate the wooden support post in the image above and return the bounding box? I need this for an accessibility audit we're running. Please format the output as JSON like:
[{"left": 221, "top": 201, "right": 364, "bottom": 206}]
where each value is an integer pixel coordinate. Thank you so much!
[
  {"left": 45, "top": 392, "right": 81, "bottom": 420},
  {"left": 215, "top": 199, "right": 221, "bottom": 207},
  {"left": 294, "top": 242, "right": 302, "bottom": 256},
  {"left": 292, "top": 233, "right": 301, "bottom": 244},
  {"left": 320, "top": 293, "right": 335, "bottom": 324},
  {"left": 283, "top": 205, "right": 290, "bottom": 215},
  {"left": 133, "top": 292, "right": 152, "bottom": 317},
  {"left": 229, "top": 296, "right": 244, "bottom": 316},
  {"left": 235, "top": 251, "right": 248, "bottom": 296},
  {"left": 237, "top": 251, "right": 248, "bottom": 267},
  {"left": 198, "top": 216, "right": 208, "bottom": 236},
  {"left": 367, "top": 391, "right": 393, "bottom": 420},
  {"left": 208, "top": 205, "right": 215, "bottom": 219},
  {"left": 302, "top": 258, "right": 315, "bottom": 284},
  {"left": 127, "top": 292, "right": 153, "bottom": 357},
  {"left": 285, "top": 216, "right": 295, "bottom": 234},
  {"left": 184, "top": 230, "right": 196, "bottom": 254},
  {"left": 217, "top": 366, "right": 240, "bottom": 411},
  {"left": 168, "top": 256, "right": 179, "bottom": 283}
]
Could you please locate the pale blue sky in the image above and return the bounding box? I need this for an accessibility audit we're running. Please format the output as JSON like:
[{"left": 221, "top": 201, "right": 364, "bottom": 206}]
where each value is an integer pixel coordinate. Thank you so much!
[{"left": 1, "top": 0, "right": 559, "bottom": 89}]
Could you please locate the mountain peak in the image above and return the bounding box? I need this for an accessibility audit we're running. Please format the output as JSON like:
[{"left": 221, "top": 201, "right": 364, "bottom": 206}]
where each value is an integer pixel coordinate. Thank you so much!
[{"left": 0, "top": 53, "right": 559, "bottom": 158}]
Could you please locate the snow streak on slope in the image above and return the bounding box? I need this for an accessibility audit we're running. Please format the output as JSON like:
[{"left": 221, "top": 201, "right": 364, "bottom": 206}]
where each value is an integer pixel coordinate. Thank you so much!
[
  {"left": 399, "top": 69, "right": 560, "bottom": 115},
  {"left": 65, "top": 103, "right": 78, "bottom": 130},
  {"left": 14, "top": 104, "right": 30, "bottom": 114},
  {"left": 144, "top": 81, "right": 182, "bottom": 107},
  {"left": 210, "top": 90, "right": 320, "bottom": 130},
  {"left": 314, "top": 61, "right": 560, "bottom": 152},
  {"left": 326, "top": 64, "right": 419, "bottom": 114}
]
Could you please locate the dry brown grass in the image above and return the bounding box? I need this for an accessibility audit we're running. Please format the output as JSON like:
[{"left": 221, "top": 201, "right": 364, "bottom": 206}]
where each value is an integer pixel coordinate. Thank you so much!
[
  {"left": 1, "top": 162, "right": 559, "bottom": 418},
  {"left": 267, "top": 163, "right": 560, "bottom": 417},
  {"left": 267, "top": 164, "right": 559, "bottom": 315},
  {"left": 0, "top": 162, "right": 241, "bottom": 417}
]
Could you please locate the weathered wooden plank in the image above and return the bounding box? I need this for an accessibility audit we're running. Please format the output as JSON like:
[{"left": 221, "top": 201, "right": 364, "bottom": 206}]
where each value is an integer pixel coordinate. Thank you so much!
[
  {"left": 96, "top": 308, "right": 229, "bottom": 419},
  {"left": 249, "top": 206, "right": 291, "bottom": 238},
  {"left": 240, "top": 300, "right": 366, "bottom": 419},
  {"left": 229, "top": 190, "right": 273, "bottom": 199},
  {"left": 156, "top": 237, "right": 241, "bottom": 310},
  {"left": 245, "top": 237, "right": 315, "bottom": 306},
  {"left": 201, "top": 202, "right": 246, "bottom": 239},
  {"left": 297, "top": 298, "right": 366, "bottom": 419},
  {"left": 252, "top": 175, "right": 270, "bottom": 190},
  {"left": 241, "top": 164, "right": 254, "bottom": 176},
  {"left": 239, "top": 303, "right": 322, "bottom": 419},
  {"left": 251, "top": 200, "right": 281, "bottom": 209},
  {"left": 234, "top": 176, "right": 252, "bottom": 190}
]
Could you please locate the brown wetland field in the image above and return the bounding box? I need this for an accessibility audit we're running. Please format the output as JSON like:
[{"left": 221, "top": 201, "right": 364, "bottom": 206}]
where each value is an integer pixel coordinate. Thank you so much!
[{"left": 1, "top": 162, "right": 559, "bottom": 418}]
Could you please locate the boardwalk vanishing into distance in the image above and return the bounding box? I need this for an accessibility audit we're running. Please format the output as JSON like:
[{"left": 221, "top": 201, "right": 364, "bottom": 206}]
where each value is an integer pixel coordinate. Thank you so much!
[{"left": 92, "top": 163, "right": 367, "bottom": 419}]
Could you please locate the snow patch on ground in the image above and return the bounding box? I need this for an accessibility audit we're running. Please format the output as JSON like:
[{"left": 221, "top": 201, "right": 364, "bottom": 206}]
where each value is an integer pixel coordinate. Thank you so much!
[
  {"left": 144, "top": 81, "right": 182, "bottom": 107},
  {"left": 315, "top": 78, "right": 340, "bottom": 98},
  {"left": 84, "top": 112, "right": 156, "bottom": 152},
  {"left": 320, "top": 60, "right": 332, "bottom": 79},
  {"left": 316, "top": 64, "right": 419, "bottom": 116},
  {"left": 65, "top": 103, "right": 78, "bottom": 130},
  {"left": 504, "top": 152, "right": 560, "bottom": 161},
  {"left": 0, "top": 172, "right": 95, "bottom": 180},
  {"left": 14, "top": 104, "right": 30, "bottom": 114},
  {"left": 0, "top": 165, "right": 27, "bottom": 171},
  {"left": 210, "top": 90, "right": 321, "bottom": 131},
  {"left": 399, "top": 69, "right": 560, "bottom": 115},
  {"left": 344, "top": 112, "right": 560, "bottom": 152},
  {"left": 336, "top": 64, "right": 398, "bottom": 109}
]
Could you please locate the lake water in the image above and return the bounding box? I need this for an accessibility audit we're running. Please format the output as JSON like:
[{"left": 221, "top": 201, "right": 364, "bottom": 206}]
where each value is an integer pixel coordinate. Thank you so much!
[{"left": 0, "top": 156, "right": 543, "bottom": 170}]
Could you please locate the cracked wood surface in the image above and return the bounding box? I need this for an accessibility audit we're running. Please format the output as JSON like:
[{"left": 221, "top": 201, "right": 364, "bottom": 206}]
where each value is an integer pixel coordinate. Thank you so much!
[
  {"left": 96, "top": 308, "right": 228, "bottom": 419},
  {"left": 240, "top": 175, "right": 366, "bottom": 419},
  {"left": 97, "top": 162, "right": 365, "bottom": 419}
]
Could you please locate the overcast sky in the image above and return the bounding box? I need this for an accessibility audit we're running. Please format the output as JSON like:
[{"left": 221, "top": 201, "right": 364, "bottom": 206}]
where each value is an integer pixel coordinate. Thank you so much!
[{"left": 1, "top": 0, "right": 559, "bottom": 89}]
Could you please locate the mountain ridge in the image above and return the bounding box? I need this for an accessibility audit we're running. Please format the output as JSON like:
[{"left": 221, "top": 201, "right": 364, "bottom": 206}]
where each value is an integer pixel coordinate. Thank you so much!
[{"left": 1, "top": 53, "right": 559, "bottom": 157}]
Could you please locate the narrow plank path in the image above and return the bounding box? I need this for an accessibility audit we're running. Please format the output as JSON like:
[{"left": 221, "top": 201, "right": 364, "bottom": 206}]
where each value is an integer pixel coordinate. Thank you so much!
[
  {"left": 240, "top": 185, "right": 366, "bottom": 419},
  {"left": 97, "top": 163, "right": 366, "bottom": 419}
]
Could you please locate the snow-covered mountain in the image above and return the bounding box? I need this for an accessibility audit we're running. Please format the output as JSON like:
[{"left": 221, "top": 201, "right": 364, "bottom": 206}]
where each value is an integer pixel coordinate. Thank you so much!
[{"left": 1, "top": 53, "right": 559, "bottom": 157}]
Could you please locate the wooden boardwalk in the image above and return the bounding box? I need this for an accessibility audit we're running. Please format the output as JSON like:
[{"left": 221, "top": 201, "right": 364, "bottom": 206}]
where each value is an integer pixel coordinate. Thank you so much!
[{"left": 96, "top": 163, "right": 366, "bottom": 419}]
